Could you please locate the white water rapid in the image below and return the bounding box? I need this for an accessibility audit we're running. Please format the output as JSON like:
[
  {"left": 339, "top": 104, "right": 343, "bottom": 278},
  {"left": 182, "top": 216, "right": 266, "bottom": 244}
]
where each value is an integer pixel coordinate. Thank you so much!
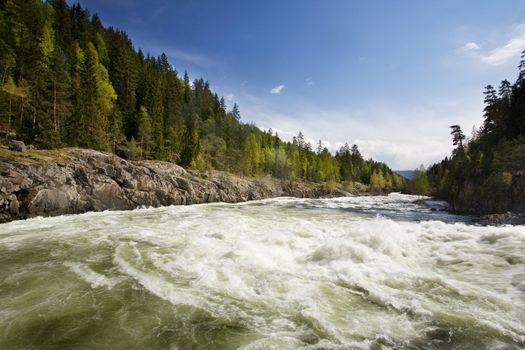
[{"left": 0, "top": 194, "right": 523, "bottom": 349}]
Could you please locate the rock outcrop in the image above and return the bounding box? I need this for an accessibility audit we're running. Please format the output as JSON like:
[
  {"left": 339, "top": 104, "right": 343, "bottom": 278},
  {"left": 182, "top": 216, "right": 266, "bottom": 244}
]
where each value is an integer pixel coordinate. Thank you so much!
[
  {"left": 8, "top": 140, "right": 26, "bottom": 152},
  {"left": 0, "top": 147, "right": 358, "bottom": 223},
  {"left": 479, "top": 212, "right": 525, "bottom": 226}
]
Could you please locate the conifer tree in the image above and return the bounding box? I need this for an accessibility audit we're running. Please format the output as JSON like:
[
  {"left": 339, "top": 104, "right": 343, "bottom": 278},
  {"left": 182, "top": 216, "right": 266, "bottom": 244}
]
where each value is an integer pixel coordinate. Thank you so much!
[
  {"left": 242, "top": 133, "right": 260, "bottom": 176},
  {"left": 136, "top": 106, "right": 153, "bottom": 159},
  {"left": 0, "top": 0, "right": 404, "bottom": 192},
  {"left": 449, "top": 125, "right": 465, "bottom": 149}
]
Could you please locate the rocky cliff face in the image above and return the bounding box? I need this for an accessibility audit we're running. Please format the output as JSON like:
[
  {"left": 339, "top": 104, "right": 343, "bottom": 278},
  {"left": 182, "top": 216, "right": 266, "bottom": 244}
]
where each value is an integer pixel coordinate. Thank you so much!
[{"left": 0, "top": 148, "right": 357, "bottom": 223}]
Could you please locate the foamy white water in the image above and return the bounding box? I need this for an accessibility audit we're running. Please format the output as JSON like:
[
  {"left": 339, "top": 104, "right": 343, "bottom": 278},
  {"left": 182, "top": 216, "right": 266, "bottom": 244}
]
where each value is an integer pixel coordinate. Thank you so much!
[{"left": 0, "top": 194, "right": 524, "bottom": 349}]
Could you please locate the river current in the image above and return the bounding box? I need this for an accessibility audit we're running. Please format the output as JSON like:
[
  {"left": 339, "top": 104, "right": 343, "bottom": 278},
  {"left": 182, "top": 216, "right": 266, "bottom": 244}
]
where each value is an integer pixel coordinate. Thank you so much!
[{"left": 0, "top": 193, "right": 524, "bottom": 349}]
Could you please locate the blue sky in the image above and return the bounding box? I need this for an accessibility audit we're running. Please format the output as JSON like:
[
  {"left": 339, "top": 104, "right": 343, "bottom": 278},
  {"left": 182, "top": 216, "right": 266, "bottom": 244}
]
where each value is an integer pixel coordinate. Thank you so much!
[{"left": 70, "top": 0, "right": 525, "bottom": 169}]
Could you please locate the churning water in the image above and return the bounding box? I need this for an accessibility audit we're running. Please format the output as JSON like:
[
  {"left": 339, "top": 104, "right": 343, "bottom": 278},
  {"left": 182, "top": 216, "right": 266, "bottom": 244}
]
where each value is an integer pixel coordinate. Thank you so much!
[{"left": 0, "top": 194, "right": 524, "bottom": 350}]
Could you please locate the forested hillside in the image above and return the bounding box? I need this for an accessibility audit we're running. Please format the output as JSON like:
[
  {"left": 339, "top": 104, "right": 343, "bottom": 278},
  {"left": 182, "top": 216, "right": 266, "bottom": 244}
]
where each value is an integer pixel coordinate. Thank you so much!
[
  {"left": 425, "top": 52, "right": 525, "bottom": 214},
  {"left": 0, "top": 0, "right": 403, "bottom": 191}
]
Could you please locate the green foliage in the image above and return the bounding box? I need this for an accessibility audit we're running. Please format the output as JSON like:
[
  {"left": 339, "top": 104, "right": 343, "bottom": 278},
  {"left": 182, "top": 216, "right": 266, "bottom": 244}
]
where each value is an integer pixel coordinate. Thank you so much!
[
  {"left": 127, "top": 137, "right": 140, "bottom": 160},
  {"left": 95, "top": 33, "right": 109, "bottom": 67},
  {"left": 190, "top": 152, "right": 211, "bottom": 171},
  {"left": 410, "top": 165, "right": 430, "bottom": 195},
  {"left": 38, "top": 3, "right": 55, "bottom": 68},
  {"left": 369, "top": 171, "right": 385, "bottom": 192},
  {"left": 242, "top": 133, "right": 261, "bottom": 176},
  {"left": 136, "top": 106, "right": 153, "bottom": 159},
  {"left": 0, "top": 0, "right": 401, "bottom": 191},
  {"left": 426, "top": 52, "right": 525, "bottom": 214},
  {"left": 72, "top": 41, "right": 115, "bottom": 150}
]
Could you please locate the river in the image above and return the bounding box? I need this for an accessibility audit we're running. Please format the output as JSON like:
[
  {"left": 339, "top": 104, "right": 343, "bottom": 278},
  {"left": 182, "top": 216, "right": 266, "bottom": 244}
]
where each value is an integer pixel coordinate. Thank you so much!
[{"left": 0, "top": 193, "right": 523, "bottom": 349}]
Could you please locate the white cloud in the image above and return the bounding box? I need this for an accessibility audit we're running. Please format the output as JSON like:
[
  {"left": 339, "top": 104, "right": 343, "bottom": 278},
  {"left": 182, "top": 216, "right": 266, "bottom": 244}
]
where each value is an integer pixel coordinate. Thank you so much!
[
  {"left": 353, "top": 139, "right": 449, "bottom": 170},
  {"left": 239, "top": 96, "right": 483, "bottom": 170},
  {"left": 226, "top": 94, "right": 236, "bottom": 102},
  {"left": 462, "top": 41, "right": 480, "bottom": 51},
  {"left": 144, "top": 45, "right": 212, "bottom": 68},
  {"left": 166, "top": 49, "right": 211, "bottom": 67},
  {"left": 270, "top": 85, "right": 285, "bottom": 94},
  {"left": 480, "top": 24, "right": 525, "bottom": 65},
  {"left": 305, "top": 77, "right": 314, "bottom": 87}
]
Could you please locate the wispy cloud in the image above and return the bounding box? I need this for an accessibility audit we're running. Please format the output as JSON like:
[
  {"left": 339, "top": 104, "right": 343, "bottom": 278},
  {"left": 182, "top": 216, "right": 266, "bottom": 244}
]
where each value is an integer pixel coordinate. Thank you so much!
[
  {"left": 164, "top": 48, "right": 212, "bottom": 67},
  {"left": 239, "top": 96, "right": 482, "bottom": 169},
  {"left": 305, "top": 77, "right": 314, "bottom": 87},
  {"left": 270, "top": 85, "right": 285, "bottom": 94},
  {"left": 141, "top": 45, "right": 212, "bottom": 68},
  {"left": 461, "top": 41, "right": 480, "bottom": 51},
  {"left": 479, "top": 24, "right": 525, "bottom": 65}
]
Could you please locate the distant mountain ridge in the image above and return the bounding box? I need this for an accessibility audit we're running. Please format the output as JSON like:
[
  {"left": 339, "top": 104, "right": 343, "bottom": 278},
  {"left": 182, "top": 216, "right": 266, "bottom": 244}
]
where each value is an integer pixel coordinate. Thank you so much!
[{"left": 395, "top": 170, "right": 416, "bottom": 180}]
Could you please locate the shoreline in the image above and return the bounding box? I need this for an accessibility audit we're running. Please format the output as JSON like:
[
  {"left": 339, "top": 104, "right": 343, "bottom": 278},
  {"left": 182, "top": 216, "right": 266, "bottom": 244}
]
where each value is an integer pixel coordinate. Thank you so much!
[
  {"left": 0, "top": 147, "right": 368, "bottom": 224},
  {"left": 2, "top": 147, "right": 522, "bottom": 226}
]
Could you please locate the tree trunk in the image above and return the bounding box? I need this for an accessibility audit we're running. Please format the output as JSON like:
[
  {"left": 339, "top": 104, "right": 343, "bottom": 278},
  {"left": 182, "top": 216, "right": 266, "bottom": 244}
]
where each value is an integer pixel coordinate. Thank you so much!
[
  {"left": 53, "top": 82, "right": 57, "bottom": 131},
  {"left": 140, "top": 135, "right": 143, "bottom": 161},
  {"left": 8, "top": 94, "right": 12, "bottom": 135}
]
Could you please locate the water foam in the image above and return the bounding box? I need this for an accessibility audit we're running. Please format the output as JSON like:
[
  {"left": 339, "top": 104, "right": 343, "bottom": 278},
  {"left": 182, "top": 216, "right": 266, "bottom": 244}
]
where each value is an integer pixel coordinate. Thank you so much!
[
  {"left": 0, "top": 194, "right": 523, "bottom": 349},
  {"left": 63, "top": 261, "right": 121, "bottom": 289}
]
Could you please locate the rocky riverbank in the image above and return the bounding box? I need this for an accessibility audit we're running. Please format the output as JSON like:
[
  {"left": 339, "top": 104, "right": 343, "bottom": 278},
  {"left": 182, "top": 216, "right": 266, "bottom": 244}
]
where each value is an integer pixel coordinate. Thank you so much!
[{"left": 0, "top": 147, "right": 364, "bottom": 223}]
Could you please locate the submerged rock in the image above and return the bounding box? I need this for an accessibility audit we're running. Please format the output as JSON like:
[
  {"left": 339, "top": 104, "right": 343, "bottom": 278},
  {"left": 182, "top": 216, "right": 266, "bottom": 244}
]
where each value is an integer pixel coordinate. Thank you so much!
[
  {"left": 479, "top": 212, "right": 525, "bottom": 226},
  {"left": 0, "top": 147, "right": 354, "bottom": 223}
]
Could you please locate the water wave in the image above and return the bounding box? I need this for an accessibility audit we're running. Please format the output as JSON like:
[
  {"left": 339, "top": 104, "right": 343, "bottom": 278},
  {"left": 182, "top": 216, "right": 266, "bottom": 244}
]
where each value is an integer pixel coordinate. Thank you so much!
[{"left": 0, "top": 194, "right": 523, "bottom": 349}]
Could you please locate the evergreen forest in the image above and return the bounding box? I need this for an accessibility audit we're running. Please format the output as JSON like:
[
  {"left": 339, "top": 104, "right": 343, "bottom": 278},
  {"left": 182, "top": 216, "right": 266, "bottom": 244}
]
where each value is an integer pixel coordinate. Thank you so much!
[
  {"left": 420, "top": 52, "right": 525, "bottom": 214},
  {"left": 0, "top": 0, "right": 404, "bottom": 191}
]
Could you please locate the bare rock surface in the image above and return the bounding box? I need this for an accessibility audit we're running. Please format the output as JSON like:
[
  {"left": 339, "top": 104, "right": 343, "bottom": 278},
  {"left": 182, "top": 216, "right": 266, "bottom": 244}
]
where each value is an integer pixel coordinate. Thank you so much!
[
  {"left": 8, "top": 140, "right": 26, "bottom": 152},
  {"left": 0, "top": 147, "right": 358, "bottom": 223}
]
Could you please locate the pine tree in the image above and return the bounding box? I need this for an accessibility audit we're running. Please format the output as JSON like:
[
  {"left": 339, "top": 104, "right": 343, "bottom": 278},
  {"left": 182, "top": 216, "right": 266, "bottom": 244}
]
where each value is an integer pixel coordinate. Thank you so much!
[
  {"left": 180, "top": 114, "right": 199, "bottom": 167},
  {"left": 0, "top": 5, "right": 16, "bottom": 85},
  {"left": 242, "top": 133, "right": 260, "bottom": 176},
  {"left": 95, "top": 33, "right": 109, "bottom": 67},
  {"left": 482, "top": 85, "right": 499, "bottom": 135},
  {"left": 0, "top": 0, "right": 405, "bottom": 193},
  {"left": 1, "top": 76, "right": 28, "bottom": 134},
  {"left": 73, "top": 42, "right": 115, "bottom": 150},
  {"left": 450, "top": 125, "right": 465, "bottom": 149},
  {"left": 410, "top": 165, "right": 430, "bottom": 195},
  {"left": 108, "top": 30, "right": 137, "bottom": 139},
  {"left": 370, "top": 170, "right": 386, "bottom": 192},
  {"left": 136, "top": 106, "right": 153, "bottom": 159},
  {"left": 49, "top": 47, "right": 71, "bottom": 145},
  {"left": 316, "top": 140, "right": 323, "bottom": 155},
  {"left": 231, "top": 103, "right": 240, "bottom": 121}
]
